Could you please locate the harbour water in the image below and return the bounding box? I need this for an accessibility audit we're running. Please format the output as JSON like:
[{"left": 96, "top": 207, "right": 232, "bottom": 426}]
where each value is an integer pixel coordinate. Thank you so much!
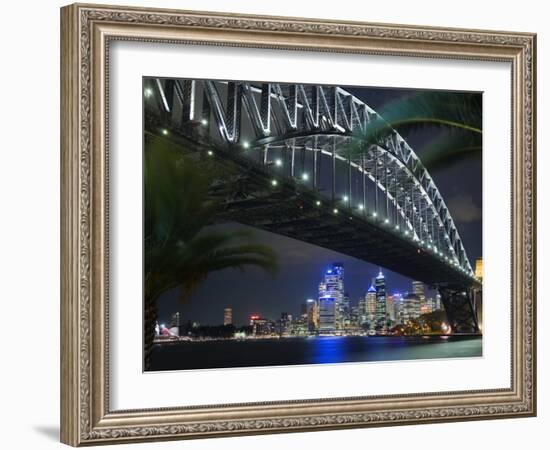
[{"left": 148, "top": 335, "right": 482, "bottom": 371}]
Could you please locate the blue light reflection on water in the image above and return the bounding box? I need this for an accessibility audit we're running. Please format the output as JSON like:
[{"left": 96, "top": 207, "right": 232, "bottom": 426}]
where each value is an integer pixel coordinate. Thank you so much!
[
  {"left": 150, "top": 335, "right": 482, "bottom": 371},
  {"left": 306, "top": 336, "right": 481, "bottom": 365}
]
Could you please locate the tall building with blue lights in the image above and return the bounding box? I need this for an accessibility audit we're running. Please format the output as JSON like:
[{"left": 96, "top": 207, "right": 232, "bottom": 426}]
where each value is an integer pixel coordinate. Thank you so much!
[
  {"left": 319, "top": 263, "right": 345, "bottom": 329},
  {"left": 374, "top": 269, "right": 387, "bottom": 330}
]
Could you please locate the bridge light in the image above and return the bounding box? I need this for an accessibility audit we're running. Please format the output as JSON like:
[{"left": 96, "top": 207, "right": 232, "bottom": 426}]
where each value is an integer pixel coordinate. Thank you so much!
[
  {"left": 271, "top": 179, "right": 278, "bottom": 186},
  {"left": 207, "top": 150, "right": 214, "bottom": 156},
  {"left": 161, "top": 129, "right": 169, "bottom": 135},
  {"left": 275, "top": 159, "right": 283, "bottom": 167},
  {"left": 144, "top": 88, "right": 153, "bottom": 98},
  {"left": 343, "top": 195, "right": 349, "bottom": 202},
  {"left": 242, "top": 141, "right": 250, "bottom": 149},
  {"left": 301, "top": 173, "right": 309, "bottom": 181}
]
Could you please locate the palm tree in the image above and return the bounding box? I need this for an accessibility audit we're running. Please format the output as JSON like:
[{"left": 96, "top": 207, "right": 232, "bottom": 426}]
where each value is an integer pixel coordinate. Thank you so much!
[
  {"left": 347, "top": 91, "right": 482, "bottom": 170},
  {"left": 144, "top": 135, "right": 278, "bottom": 369}
]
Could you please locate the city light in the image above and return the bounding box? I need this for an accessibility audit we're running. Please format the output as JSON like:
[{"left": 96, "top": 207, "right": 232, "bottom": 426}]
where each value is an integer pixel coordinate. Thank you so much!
[
  {"left": 333, "top": 208, "right": 339, "bottom": 214},
  {"left": 342, "top": 195, "right": 349, "bottom": 202},
  {"left": 200, "top": 118, "right": 208, "bottom": 126},
  {"left": 161, "top": 129, "right": 168, "bottom": 135},
  {"left": 372, "top": 212, "right": 378, "bottom": 217},
  {"left": 358, "top": 204, "right": 364, "bottom": 210},
  {"left": 271, "top": 179, "right": 278, "bottom": 186},
  {"left": 275, "top": 158, "right": 283, "bottom": 167},
  {"left": 144, "top": 88, "right": 153, "bottom": 97},
  {"left": 384, "top": 218, "right": 389, "bottom": 224},
  {"left": 207, "top": 150, "right": 213, "bottom": 156},
  {"left": 301, "top": 173, "right": 309, "bottom": 181},
  {"left": 315, "top": 200, "right": 321, "bottom": 206},
  {"left": 242, "top": 141, "right": 250, "bottom": 149}
]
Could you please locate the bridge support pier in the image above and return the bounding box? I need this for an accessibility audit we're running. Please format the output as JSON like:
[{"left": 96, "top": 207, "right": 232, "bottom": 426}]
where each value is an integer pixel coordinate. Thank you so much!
[{"left": 439, "top": 288, "right": 480, "bottom": 334}]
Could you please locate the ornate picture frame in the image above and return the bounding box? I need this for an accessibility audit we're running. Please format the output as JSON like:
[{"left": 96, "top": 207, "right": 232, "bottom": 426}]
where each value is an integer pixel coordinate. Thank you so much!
[{"left": 60, "top": 3, "right": 536, "bottom": 446}]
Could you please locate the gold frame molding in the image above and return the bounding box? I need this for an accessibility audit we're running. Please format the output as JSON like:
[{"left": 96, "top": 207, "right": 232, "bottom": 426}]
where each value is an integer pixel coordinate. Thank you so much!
[{"left": 60, "top": 3, "right": 537, "bottom": 446}]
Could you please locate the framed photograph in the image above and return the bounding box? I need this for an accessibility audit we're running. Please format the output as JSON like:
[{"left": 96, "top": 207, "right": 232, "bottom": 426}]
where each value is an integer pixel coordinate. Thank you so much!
[{"left": 60, "top": 3, "right": 536, "bottom": 446}]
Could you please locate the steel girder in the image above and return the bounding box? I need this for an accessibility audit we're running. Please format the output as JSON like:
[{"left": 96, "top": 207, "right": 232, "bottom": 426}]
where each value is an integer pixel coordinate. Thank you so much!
[{"left": 146, "top": 77, "right": 478, "bottom": 284}]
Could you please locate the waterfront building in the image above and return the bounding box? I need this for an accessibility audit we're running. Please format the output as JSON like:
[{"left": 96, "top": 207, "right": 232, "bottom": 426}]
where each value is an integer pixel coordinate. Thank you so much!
[
  {"left": 374, "top": 269, "right": 387, "bottom": 330},
  {"left": 223, "top": 307, "right": 232, "bottom": 326},
  {"left": 306, "top": 299, "right": 319, "bottom": 332},
  {"left": 249, "top": 315, "right": 274, "bottom": 336},
  {"left": 392, "top": 293, "right": 403, "bottom": 324},
  {"left": 279, "top": 312, "right": 291, "bottom": 334},
  {"left": 365, "top": 285, "right": 377, "bottom": 328},
  {"left": 412, "top": 281, "right": 426, "bottom": 311},
  {"left": 318, "top": 295, "right": 336, "bottom": 333},
  {"left": 401, "top": 293, "right": 421, "bottom": 322},
  {"left": 386, "top": 294, "right": 398, "bottom": 323}
]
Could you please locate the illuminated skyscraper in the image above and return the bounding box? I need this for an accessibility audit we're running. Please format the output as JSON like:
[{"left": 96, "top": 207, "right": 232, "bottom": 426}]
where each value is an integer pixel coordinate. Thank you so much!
[
  {"left": 374, "top": 269, "right": 387, "bottom": 329},
  {"left": 365, "top": 285, "right": 377, "bottom": 325},
  {"left": 223, "top": 307, "right": 232, "bottom": 326},
  {"left": 320, "top": 263, "right": 345, "bottom": 329},
  {"left": 318, "top": 295, "right": 336, "bottom": 333},
  {"left": 391, "top": 292, "right": 404, "bottom": 324},
  {"left": 306, "top": 299, "right": 319, "bottom": 332},
  {"left": 402, "top": 293, "right": 421, "bottom": 322},
  {"left": 412, "top": 281, "right": 426, "bottom": 311}
]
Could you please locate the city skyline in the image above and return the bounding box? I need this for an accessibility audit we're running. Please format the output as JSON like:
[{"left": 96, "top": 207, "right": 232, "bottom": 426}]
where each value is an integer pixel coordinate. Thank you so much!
[{"left": 158, "top": 256, "right": 451, "bottom": 328}]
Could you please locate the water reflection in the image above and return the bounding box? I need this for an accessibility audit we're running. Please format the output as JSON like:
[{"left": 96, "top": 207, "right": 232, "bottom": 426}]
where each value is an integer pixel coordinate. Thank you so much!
[{"left": 149, "top": 335, "right": 482, "bottom": 371}]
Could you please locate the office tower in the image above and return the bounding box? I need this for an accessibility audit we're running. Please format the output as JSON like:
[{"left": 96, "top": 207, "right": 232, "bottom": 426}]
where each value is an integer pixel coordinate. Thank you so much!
[
  {"left": 374, "top": 269, "right": 387, "bottom": 329},
  {"left": 320, "top": 263, "right": 345, "bottom": 329},
  {"left": 318, "top": 295, "right": 336, "bottom": 333},
  {"left": 401, "top": 293, "right": 421, "bottom": 322},
  {"left": 392, "top": 293, "right": 403, "bottom": 324},
  {"left": 386, "top": 294, "right": 396, "bottom": 323},
  {"left": 280, "top": 312, "right": 291, "bottom": 334},
  {"left": 365, "top": 285, "right": 377, "bottom": 325},
  {"left": 306, "top": 299, "right": 319, "bottom": 332},
  {"left": 412, "top": 281, "right": 426, "bottom": 311},
  {"left": 249, "top": 315, "right": 273, "bottom": 336},
  {"left": 340, "top": 293, "right": 351, "bottom": 326},
  {"left": 223, "top": 307, "right": 232, "bottom": 326}
]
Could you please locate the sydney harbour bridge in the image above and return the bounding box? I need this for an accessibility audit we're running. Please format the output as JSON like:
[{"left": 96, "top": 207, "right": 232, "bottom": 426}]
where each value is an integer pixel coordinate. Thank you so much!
[{"left": 144, "top": 77, "right": 482, "bottom": 334}]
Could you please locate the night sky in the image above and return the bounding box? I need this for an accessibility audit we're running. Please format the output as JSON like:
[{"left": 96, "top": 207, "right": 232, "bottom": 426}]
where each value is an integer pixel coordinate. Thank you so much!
[{"left": 156, "top": 84, "right": 482, "bottom": 327}]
